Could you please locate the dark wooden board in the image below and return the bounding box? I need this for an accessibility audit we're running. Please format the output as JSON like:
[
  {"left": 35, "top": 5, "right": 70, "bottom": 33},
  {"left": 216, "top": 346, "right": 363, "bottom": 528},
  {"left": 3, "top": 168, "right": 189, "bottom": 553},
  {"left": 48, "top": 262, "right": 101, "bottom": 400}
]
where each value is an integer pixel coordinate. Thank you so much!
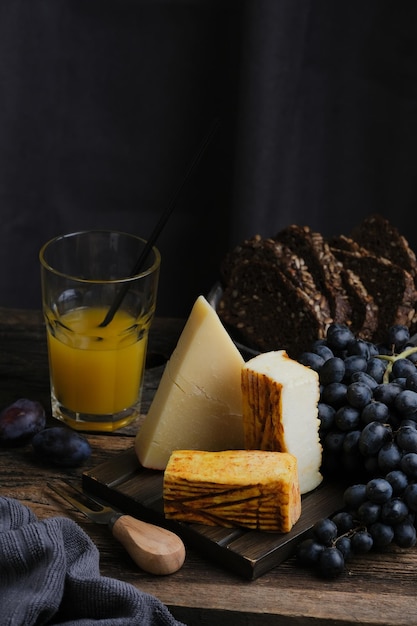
[{"left": 82, "top": 448, "right": 344, "bottom": 580}]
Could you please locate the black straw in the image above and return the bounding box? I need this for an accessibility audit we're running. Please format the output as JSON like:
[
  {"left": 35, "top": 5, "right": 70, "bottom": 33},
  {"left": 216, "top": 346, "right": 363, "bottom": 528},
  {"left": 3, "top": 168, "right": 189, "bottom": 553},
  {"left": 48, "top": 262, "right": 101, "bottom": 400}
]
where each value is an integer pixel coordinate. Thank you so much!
[{"left": 99, "top": 117, "right": 220, "bottom": 327}]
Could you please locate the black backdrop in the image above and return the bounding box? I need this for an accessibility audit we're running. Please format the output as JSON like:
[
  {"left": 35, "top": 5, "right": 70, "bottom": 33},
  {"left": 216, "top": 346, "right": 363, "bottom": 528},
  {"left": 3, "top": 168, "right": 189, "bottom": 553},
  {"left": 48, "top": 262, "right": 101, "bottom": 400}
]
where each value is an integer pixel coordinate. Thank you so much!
[{"left": 1, "top": 0, "right": 417, "bottom": 316}]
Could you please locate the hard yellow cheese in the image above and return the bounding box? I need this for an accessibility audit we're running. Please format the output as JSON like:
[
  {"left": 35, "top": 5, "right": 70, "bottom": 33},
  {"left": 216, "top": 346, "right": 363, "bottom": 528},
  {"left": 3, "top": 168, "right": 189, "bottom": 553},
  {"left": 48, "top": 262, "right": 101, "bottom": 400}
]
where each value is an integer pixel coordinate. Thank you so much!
[
  {"left": 163, "top": 449, "right": 301, "bottom": 532},
  {"left": 242, "top": 350, "right": 322, "bottom": 494},
  {"left": 135, "top": 296, "right": 245, "bottom": 469}
]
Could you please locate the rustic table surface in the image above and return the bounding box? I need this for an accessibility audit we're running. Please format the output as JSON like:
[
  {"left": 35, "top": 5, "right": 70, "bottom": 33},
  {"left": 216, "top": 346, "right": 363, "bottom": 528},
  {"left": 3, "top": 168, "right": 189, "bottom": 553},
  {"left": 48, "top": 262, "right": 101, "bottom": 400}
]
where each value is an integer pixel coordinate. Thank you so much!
[{"left": 1, "top": 306, "right": 417, "bottom": 626}]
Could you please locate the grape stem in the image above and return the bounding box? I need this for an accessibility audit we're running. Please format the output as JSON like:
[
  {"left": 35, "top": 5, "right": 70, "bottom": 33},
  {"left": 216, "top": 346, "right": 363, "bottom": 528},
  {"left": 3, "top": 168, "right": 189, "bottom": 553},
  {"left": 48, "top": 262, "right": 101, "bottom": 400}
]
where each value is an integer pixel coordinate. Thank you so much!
[{"left": 376, "top": 346, "right": 417, "bottom": 384}]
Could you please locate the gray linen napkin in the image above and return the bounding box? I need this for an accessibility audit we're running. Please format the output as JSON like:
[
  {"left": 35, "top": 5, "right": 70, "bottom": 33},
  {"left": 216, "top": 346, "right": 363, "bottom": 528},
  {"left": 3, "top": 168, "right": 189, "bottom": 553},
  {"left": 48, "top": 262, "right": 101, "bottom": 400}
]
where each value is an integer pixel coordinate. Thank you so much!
[{"left": 0, "top": 497, "right": 187, "bottom": 626}]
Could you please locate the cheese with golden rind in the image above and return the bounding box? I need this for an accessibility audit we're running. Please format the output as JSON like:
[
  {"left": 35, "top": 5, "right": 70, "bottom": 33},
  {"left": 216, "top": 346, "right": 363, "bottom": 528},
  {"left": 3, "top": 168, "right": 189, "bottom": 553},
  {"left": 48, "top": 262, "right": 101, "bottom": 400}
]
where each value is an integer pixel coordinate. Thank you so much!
[
  {"left": 163, "top": 449, "right": 301, "bottom": 532},
  {"left": 136, "top": 296, "right": 245, "bottom": 470},
  {"left": 242, "top": 350, "right": 322, "bottom": 494}
]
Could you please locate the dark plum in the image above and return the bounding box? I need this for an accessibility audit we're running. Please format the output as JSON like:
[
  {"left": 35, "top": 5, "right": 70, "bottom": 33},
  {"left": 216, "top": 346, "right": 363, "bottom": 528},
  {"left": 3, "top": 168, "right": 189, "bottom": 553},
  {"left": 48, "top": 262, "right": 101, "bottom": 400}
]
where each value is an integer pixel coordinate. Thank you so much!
[
  {"left": 0, "top": 398, "right": 46, "bottom": 446},
  {"left": 32, "top": 426, "right": 91, "bottom": 467}
]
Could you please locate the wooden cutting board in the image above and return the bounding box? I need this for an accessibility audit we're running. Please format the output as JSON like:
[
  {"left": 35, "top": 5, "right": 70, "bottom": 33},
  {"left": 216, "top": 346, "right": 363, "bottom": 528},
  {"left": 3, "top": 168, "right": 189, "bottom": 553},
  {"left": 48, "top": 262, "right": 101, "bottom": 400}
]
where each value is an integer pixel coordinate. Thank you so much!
[{"left": 82, "top": 448, "right": 344, "bottom": 580}]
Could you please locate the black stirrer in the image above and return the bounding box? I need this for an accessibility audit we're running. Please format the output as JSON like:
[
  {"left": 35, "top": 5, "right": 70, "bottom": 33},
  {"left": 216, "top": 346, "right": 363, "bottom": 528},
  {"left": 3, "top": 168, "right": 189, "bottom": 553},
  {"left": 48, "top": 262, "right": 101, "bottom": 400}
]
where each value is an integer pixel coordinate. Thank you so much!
[{"left": 99, "top": 117, "right": 220, "bottom": 328}]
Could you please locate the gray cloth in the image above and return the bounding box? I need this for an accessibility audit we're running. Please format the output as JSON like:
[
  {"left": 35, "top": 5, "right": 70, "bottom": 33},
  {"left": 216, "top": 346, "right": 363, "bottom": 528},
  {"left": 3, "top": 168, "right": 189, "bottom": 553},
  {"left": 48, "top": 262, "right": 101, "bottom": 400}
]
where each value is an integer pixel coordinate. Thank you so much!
[{"left": 0, "top": 497, "right": 186, "bottom": 626}]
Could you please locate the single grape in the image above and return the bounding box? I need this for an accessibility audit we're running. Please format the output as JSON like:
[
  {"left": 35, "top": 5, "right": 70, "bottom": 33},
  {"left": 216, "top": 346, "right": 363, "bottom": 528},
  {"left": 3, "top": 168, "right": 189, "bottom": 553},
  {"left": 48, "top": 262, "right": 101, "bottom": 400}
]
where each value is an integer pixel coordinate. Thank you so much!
[
  {"left": 396, "top": 425, "right": 417, "bottom": 452},
  {"left": 326, "top": 323, "right": 355, "bottom": 351},
  {"left": 387, "top": 325, "right": 410, "bottom": 352},
  {"left": 394, "top": 519, "right": 417, "bottom": 547},
  {"left": 341, "top": 432, "right": 365, "bottom": 474},
  {"left": 323, "top": 431, "right": 346, "bottom": 454},
  {"left": 335, "top": 405, "right": 361, "bottom": 431},
  {"left": 296, "top": 538, "right": 325, "bottom": 566},
  {"left": 346, "top": 339, "right": 371, "bottom": 359},
  {"left": 320, "top": 382, "right": 348, "bottom": 408},
  {"left": 403, "top": 483, "right": 417, "bottom": 511},
  {"left": 361, "top": 401, "right": 390, "bottom": 425},
  {"left": 312, "top": 518, "right": 338, "bottom": 545},
  {"left": 298, "top": 352, "right": 325, "bottom": 372},
  {"left": 312, "top": 344, "right": 334, "bottom": 362},
  {"left": 400, "top": 452, "right": 417, "bottom": 479},
  {"left": 318, "top": 547, "right": 345, "bottom": 578},
  {"left": 369, "top": 522, "right": 394, "bottom": 548},
  {"left": 377, "top": 442, "right": 402, "bottom": 474},
  {"left": 394, "top": 390, "right": 417, "bottom": 417},
  {"left": 350, "top": 530, "right": 373, "bottom": 553},
  {"left": 380, "top": 498, "right": 409, "bottom": 525},
  {"left": 366, "top": 358, "right": 387, "bottom": 384},
  {"left": 319, "top": 357, "right": 346, "bottom": 385},
  {"left": 385, "top": 470, "right": 408, "bottom": 495},
  {"left": 318, "top": 403, "right": 336, "bottom": 431},
  {"left": 331, "top": 511, "right": 355, "bottom": 534},
  {"left": 342, "top": 430, "right": 361, "bottom": 455},
  {"left": 335, "top": 535, "right": 352, "bottom": 560},
  {"left": 346, "top": 381, "right": 373, "bottom": 409},
  {"left": 365, "top": 477, "right": 393, "bottom": 504},
  {"left": 392, "top": 358, "right": 417, "bottom": 380},
  {"left": 343, "top": 484, "right": 367, "bottom": 510},
  {"left": 358, "top": 421, "right": 392, "bottom": 456},
  {"left": 357, "top": 500, "right": 381, "bottom": 525},
  {"left": 351, "top": 370, "right": 379, "bottom": 390},
  {"left": 343, "top": 355, "right": 367, "bottom": 381},
  {"left": 367, "top": 342, "right": 380, "bottom": 357}
]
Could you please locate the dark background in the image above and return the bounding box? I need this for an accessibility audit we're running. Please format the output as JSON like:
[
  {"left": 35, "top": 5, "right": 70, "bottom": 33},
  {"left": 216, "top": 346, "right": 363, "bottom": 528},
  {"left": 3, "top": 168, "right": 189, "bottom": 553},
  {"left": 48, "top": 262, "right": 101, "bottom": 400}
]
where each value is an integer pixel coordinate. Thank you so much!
[{"left": 1, "top": 0, "right": 417, "bottom": 317}]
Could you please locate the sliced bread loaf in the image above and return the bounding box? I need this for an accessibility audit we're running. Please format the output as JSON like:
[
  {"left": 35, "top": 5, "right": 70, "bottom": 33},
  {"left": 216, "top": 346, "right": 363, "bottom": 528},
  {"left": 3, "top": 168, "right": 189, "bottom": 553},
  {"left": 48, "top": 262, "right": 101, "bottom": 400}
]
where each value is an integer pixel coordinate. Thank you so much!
[
  {"left": 350, "top": 214, "right": 417, "bottom": 281},
  {"left": 329, "top": 244, "right": 416, "bottom": 342},
  {"left": 273, "top": 225, "right": 351, "bottom": 324}
]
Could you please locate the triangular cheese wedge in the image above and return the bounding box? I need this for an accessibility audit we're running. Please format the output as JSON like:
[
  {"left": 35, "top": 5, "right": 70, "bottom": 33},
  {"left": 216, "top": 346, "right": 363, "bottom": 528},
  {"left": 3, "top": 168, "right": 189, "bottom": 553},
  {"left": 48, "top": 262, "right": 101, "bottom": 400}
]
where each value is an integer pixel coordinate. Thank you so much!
[{"left": 135, "top": 296, "right": 245, "bottom": 469}]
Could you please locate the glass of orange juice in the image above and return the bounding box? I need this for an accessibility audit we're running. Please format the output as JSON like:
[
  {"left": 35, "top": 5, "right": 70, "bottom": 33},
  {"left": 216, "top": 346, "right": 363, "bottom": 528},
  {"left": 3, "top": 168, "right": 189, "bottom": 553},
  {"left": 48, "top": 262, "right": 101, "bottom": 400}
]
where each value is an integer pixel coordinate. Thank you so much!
[{"left": 39, "top": 230, "right": 160, "bottom": 432}]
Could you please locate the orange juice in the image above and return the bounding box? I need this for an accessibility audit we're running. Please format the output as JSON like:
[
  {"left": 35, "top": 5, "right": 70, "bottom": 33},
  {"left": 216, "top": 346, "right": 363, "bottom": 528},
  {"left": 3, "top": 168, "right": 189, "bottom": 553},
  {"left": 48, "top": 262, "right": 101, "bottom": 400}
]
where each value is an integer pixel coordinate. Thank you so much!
[{"left": 47, "top": 306, "right": 146, "bottom": 423}]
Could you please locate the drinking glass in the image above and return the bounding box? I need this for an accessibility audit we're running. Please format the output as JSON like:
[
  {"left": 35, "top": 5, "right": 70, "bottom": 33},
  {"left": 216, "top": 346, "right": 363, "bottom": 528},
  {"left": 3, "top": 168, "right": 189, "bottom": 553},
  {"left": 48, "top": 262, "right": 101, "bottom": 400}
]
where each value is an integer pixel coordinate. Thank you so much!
[{"left": 39, "top": 230, "right": 160, "bottom": 432}]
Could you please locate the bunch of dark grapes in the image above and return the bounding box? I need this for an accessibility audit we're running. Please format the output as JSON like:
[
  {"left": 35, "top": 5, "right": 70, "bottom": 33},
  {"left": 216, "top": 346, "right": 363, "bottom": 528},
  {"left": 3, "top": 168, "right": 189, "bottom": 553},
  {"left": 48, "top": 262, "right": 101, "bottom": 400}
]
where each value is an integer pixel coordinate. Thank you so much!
[{"left": 295, "top": 322, "right": 417, "bottom": 578}]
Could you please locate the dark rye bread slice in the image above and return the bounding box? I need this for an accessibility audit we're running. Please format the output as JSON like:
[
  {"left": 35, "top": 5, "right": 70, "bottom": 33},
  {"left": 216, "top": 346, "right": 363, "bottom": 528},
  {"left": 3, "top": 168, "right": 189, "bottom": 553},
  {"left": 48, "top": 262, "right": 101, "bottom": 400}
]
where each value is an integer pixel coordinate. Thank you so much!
[
  {"left": 349, "top": 214, "right": 417, "bottom": 335},
  {"left": 217, "top": 260, "right": 327, "bottom": 358},
  {"left": 340, "top": 268, "right": 379, "bottom": 341},
  {"left": 350, "top": 214, "right": 417, "bottom": 282},
  {"left": 220, "top": 235, "right": 332, "bottom": 323},
  {"left": 329, "top": 245, "right": 417, "bottom": 343},
  {"left": 273, "top": 225, "right": 351, "bottom": 324}
]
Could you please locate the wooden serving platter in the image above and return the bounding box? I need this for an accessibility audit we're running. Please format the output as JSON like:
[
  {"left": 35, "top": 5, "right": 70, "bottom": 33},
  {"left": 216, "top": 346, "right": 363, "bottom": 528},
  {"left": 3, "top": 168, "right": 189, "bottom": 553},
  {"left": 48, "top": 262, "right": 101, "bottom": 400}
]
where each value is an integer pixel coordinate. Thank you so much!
[{"left": 82, "top": 448, "right": 344, "bottom": 580}]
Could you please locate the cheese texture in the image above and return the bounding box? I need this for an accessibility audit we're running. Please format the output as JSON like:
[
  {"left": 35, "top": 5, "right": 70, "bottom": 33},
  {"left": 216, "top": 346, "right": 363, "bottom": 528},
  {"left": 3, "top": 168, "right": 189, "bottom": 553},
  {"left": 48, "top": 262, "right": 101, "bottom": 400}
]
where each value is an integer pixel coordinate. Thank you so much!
[
  {"left": 163, "top": 449, "right": 301, "bottom": 532},
  {"left": 135, "top": 296, "right": 245, "bottom": 469},
  {"left": 241, "top": 350, "right": 322, "bottom": 495}
]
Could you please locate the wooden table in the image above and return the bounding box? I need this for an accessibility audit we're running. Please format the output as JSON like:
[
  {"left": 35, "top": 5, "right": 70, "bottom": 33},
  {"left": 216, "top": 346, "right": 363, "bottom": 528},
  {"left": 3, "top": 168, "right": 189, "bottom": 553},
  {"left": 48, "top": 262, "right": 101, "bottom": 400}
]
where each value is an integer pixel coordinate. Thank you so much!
[{"left": 1, "top": 307, "right": 417, "bottom": 626}]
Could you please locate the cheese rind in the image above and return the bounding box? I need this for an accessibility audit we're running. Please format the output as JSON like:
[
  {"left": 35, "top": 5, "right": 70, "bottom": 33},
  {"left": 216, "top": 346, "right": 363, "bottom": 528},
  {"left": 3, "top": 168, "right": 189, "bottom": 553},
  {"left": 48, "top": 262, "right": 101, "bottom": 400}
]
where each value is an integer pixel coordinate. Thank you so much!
[
  {"left": 135, "top": 296, "right": 245, "bottom": 469},
  {"left": 163, "top": 449, "right": 301, "bottom": 532},
  {"left": 242, "top": 350, "right": 322, "bottom": 495}
]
